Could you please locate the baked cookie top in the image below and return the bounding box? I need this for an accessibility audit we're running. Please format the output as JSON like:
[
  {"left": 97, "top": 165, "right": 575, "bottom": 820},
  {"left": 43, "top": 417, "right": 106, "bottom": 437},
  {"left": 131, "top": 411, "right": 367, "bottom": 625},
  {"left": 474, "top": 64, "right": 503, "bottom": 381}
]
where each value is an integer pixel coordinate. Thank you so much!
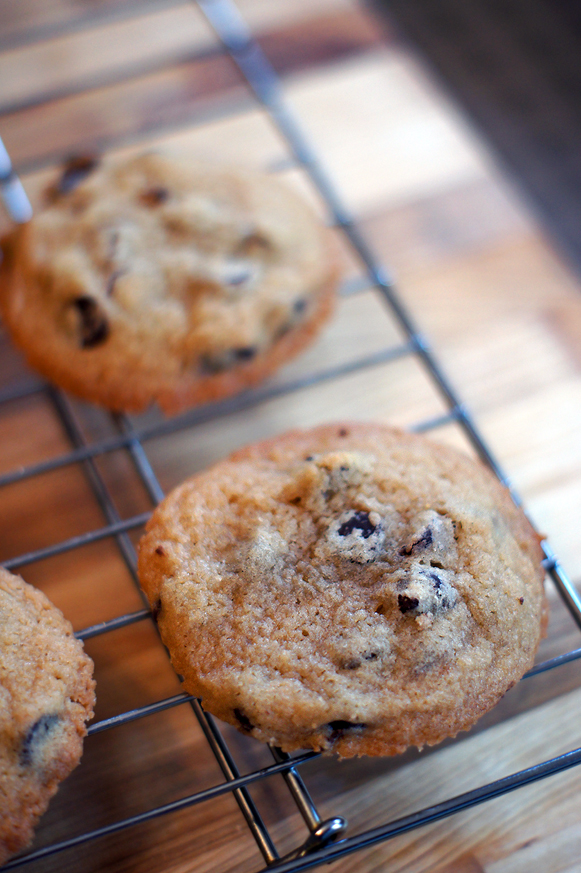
[
  {"left": 0, "top": 569, "right": 95, "bottom": 863},
  {"left": 138, "top": 422, "right": 547, "bottom": 758},
  {"left": 0, "top": 153, "right": 339, "bottom": 413}
]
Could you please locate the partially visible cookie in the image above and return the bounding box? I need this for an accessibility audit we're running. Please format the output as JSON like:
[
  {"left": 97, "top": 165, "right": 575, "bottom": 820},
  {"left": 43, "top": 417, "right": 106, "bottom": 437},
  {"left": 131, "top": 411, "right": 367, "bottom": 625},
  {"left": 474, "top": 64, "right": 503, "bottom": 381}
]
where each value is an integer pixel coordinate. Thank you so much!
[
  {"left": 138, "top": 422, "right": 547, "bottom": 758},
  {"left": 0, "top": 152, "right": 340, "bottom": 414},
  {"left": 0, "top": 569, "right": 95, "bottom": 864}
]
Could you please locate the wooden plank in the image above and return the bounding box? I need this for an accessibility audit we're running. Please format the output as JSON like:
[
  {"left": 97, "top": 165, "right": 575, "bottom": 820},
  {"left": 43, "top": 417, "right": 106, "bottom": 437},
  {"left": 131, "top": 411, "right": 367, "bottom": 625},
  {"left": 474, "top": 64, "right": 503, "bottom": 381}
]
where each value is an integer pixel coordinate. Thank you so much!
[
  {"left": 0, "top": 0, "right": 181, "bottom": 49},
  {"left": 0, "top": 7, "right": 384, "bottom": 170},
  {"left": 0, "top": 5, "right": 214, "bottom": 111},
  {"left": 0, "top": 50, "right": 492, "bottom": 228},
  {"left": 0, "top": 0, "right": 351, "bottom": 49}
]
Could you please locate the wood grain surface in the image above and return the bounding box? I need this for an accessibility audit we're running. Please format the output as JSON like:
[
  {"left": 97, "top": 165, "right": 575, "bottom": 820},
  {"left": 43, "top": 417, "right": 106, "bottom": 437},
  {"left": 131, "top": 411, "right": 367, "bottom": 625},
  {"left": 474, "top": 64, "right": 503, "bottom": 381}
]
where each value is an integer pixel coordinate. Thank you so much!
[{"left": 1, "top": 1, "right": 581, "bottom": 871}]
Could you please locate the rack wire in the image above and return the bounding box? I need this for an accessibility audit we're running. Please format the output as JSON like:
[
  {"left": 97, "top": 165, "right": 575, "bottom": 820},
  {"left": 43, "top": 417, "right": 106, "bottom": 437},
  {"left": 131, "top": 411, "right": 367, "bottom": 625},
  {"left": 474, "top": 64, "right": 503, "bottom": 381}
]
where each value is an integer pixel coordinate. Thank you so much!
[{"left": 1, "top": 0, "right": 581, "bottom": 870}]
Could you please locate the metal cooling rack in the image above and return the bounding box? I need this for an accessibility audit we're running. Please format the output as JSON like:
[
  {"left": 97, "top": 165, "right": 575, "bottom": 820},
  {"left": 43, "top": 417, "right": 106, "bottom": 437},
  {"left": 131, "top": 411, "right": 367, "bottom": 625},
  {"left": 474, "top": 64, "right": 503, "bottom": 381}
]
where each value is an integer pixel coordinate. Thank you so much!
[{"left": 1, "top": 0, "right": 581, "bottom": 870}]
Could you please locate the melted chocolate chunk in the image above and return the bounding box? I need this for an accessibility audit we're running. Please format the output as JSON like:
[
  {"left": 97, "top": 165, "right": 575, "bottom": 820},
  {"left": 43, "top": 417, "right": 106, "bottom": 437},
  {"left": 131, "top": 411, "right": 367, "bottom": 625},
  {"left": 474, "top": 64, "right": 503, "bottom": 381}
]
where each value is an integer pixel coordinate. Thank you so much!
[
  {"left": 234, "top": 708, "right": 254, "bottom": 733},
  {"left": 73, "top": 296, "right": 109, "bottom": 348},
  {"left": 338, "top": 511, "right": 376, "bottom": 539},
  {"left": 293, "top": 298, "right": 307, "bottom": 315},
  {"left": 58, "top": 154, "right": 100, "bottom": 195},
  {"left": 139, "top": 187, "right": 170, "bottom": 206},
  {"left": 20, "top": 714, "right": 59, "bottom": 766},
  {"left": 398, "top": 594, "right": 420, "bottom": 614}
]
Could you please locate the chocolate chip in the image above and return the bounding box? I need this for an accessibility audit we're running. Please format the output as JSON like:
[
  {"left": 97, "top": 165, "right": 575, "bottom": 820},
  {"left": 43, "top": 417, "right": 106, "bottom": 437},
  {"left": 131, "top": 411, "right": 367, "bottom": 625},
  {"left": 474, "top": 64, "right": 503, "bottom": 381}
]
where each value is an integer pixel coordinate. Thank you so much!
[
  {"left": 108, "top": 229, "right": 120, "bottom": 259},
  {"left": 398, "top": 566, "right": 458, "bottom": 616},
  {"left": 399, "top": 527, "right": 433, "bottom": 556},
  {"left": 305, "top": 455, "right": 314, "bottom": 462},
  {"left": 398, "top": 594, "right": 420, "bottom": 614},
  {"left": 328, "top": 719, "right": 365, "bottom": 731},
  {"left": 342, "top": 651, "right": 377, "bottom": 670},
  {"left": 20, "top": 714, "right": 59, "bottom": 766},
  {"left": 200, "top": 347, "right": 257, "bottom": 373},
  {"left": 200, "top": 354, "right": 226, "bottom": 375},
  {"left": 519, "top": 596, "right": 524, "bottom": 605},
  {"left": 271, "top": 299, "right": 308, "bottom": 340},
  {"left": 58, "top": 154, "right": 100, "bottom": 195},
  {"left": 338, "top": 511, "right": 376, "bottom": 539},
  {"left": 234, "top": 708, "right": 254, "bottom": 733},
  {"left": 427, "top": 573, "right": 453, "bottom": 608},
  {"left": 401, "top": 512, "right": 457, "bottom": 566},
  {"left": 72, "top": 296, "right": 109, "bottom": 348},
  {"left": 338, "top": 428, "right": 348, "bottom": 437},
  {"left": 329, "top": 509, "right": 384, "bottom": 563},
  {"left": 343, "top": 659, "right": 361, "bottom": 670},
  {"left": 236, "top": 232, "right": 271, "bottom": 257},
  {"left": 327, "top": 720, "right": 366, "bottom": 742},
  {"left": 105, "top": 268, "right": 125, "bottom": 297},
  {"left": 226, "top": 269, "right": 253, "bottom": 287},
  {"left": 139, "top": 187, "right": 170, "bottom": 206},
  {"left": 155, "top": 545, "right": 165, "bottom": 556},
  {"left": 234, "top": 346, "right": 257, "bottom": 361},
  {"left": 274, "top": 321, "right": 292, "bottom": 340},
  {"left": 428, "top": 573, "right": 454, "bottom": 610}
]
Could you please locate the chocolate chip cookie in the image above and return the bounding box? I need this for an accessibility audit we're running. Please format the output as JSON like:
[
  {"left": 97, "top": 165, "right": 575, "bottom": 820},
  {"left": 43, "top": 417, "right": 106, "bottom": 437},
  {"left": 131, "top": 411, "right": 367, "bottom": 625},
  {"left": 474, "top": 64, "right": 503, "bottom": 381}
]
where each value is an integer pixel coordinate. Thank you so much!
[
  {"left": 137, "top": 422, "right": 547, "bottom": 758},
  {"left": 0, "top": 152, "right": 340, "bottom": 413},
  {"left": 0, "top": 569, "right": 95, "bottom": 863}
]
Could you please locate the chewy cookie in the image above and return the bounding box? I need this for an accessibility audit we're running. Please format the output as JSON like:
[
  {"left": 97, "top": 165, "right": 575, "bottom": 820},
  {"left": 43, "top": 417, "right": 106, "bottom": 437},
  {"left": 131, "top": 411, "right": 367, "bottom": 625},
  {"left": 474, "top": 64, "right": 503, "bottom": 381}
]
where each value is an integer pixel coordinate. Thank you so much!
[
  {"left": 0, "top": 153, "right": 340, "bottom": 414},
  {"left": 137, "top": 422, "right": 547, "bottom": 758},
  {"left": 0, "top": 568, "right": 95, "bottom": 863}
]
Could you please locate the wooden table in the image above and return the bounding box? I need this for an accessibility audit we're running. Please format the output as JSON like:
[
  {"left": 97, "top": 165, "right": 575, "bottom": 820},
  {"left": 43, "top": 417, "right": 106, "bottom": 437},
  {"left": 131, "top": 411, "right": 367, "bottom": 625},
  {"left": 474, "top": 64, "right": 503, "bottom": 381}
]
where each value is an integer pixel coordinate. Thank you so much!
[{"left": 1, "top": 1, "right": 581, "bottom": 871}]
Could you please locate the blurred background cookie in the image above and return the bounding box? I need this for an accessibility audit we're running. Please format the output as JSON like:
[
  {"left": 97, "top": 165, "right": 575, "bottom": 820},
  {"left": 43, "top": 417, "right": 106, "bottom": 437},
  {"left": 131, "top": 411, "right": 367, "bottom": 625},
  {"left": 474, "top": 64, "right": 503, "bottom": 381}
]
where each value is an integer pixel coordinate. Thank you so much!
[
  {"left": 0, "top": 568, "right": 95, "bottom": 864},
  {"left": 0, "top": 152, "right": 340, "bottom": 414}
]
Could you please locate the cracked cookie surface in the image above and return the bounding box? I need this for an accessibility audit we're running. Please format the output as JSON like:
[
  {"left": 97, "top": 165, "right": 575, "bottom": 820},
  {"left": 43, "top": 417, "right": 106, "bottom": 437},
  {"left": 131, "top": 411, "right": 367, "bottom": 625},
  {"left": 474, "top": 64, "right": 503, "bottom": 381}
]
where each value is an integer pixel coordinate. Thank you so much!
[
  {"left": 0, "top": 153, "right": 339, "bottom": 413},
  {"left": 137, "top": 422, "right": 547, "bottom": 757},
  {"left": 0, "top": 569, "right": 95, "bottom": 863}
]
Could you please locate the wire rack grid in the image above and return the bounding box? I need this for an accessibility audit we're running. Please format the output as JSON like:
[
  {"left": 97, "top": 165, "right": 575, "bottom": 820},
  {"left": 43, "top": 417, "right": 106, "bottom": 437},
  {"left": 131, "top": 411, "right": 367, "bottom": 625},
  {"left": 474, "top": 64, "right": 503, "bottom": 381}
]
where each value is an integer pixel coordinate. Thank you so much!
[{"left": 1, "top": 0, "right": 581, "bottom": 870}]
